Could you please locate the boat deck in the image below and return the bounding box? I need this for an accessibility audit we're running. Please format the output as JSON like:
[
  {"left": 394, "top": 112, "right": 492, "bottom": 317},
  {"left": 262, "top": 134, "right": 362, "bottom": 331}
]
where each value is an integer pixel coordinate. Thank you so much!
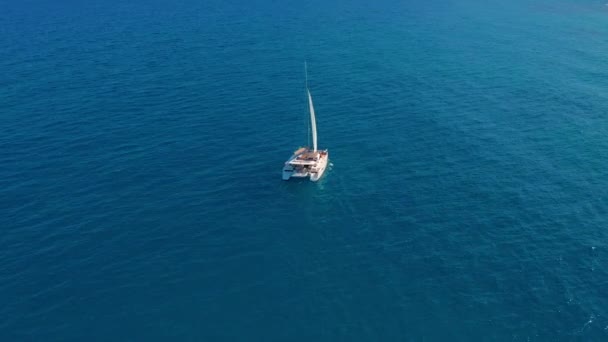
[{"left": 287, "top": 148, "right": 328, "bottom": 166}]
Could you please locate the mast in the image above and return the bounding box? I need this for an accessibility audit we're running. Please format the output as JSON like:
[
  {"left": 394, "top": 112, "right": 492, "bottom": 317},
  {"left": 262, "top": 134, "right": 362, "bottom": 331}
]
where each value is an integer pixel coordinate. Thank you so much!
[
  {"left": 304, "top": 61, "right": 317, "bottom": 152},
  {"left": 304, "top": 60, "right": 317, "bottom": 152},
  {"left": 305, "top": 61, "right": 308, "bottom": 90},
  {"left": 305, "top": 62, "right": 310, "bottom": 148}
]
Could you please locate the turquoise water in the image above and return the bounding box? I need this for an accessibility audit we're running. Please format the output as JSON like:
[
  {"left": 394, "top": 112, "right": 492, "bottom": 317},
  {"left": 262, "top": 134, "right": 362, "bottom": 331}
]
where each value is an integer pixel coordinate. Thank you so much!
[{"left": 2, "top": 0, "right": 608, "bottom": 340}]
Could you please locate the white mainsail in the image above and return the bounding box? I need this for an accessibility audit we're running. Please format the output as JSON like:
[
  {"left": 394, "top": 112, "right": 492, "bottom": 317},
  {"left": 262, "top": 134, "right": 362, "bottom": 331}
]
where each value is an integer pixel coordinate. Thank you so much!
[{"left": 307, "top": 89, "right": 318, "bottom": 152}]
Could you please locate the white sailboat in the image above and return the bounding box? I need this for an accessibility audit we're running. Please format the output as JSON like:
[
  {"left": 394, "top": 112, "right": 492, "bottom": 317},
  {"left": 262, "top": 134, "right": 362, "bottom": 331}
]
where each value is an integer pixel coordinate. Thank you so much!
[{"left": 282, "top": 65, "right": 329, "bottom": 182}]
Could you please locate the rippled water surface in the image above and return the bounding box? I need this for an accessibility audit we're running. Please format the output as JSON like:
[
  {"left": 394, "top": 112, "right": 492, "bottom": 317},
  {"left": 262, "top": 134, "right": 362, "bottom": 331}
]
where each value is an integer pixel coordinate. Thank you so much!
[{"left": 2, "top": 0, "right": 608, "bottom": 340}]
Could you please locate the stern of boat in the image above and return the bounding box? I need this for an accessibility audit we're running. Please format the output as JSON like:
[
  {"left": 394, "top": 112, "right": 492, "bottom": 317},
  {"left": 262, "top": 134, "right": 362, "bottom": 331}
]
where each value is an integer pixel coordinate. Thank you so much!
[
  {"left": 310, "top": 150, "right": 329, "bottom": 182},
  {"left": 282, "top": 164, "right": 294, "bottom": 180}
]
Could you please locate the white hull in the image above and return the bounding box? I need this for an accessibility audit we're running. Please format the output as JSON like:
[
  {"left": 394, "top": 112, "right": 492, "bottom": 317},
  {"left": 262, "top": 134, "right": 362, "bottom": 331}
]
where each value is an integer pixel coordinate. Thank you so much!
[
  {"left": 310, "top": 153, "right": 328, "bottom": 182},
  {"left": 282, "top": 150, "right": 328, "bottom": 182}
]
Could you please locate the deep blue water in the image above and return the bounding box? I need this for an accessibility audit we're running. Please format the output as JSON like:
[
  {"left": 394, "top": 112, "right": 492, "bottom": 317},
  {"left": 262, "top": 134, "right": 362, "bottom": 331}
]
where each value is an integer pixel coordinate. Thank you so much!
[{"left": 3, "top": 0, "right": 608, "bottom": 340}]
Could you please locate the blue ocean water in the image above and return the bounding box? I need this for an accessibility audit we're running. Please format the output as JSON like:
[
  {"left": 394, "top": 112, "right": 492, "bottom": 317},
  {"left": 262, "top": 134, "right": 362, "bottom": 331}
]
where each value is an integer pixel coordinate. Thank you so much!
[{"left": 2, "top": 0, "right": 608, "bottom": 340}]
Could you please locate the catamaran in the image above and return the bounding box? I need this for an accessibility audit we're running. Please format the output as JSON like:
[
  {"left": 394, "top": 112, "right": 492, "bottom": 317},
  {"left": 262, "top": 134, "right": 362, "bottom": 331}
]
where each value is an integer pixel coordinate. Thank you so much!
[{"left": 282, "top": 65, "right": 329, "bottom": 182}]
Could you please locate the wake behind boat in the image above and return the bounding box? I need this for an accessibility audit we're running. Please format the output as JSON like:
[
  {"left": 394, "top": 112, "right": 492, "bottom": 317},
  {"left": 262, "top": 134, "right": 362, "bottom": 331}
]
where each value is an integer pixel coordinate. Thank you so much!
[{"left": 282, "top": 65, "right": 329, "bottom": 182}]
